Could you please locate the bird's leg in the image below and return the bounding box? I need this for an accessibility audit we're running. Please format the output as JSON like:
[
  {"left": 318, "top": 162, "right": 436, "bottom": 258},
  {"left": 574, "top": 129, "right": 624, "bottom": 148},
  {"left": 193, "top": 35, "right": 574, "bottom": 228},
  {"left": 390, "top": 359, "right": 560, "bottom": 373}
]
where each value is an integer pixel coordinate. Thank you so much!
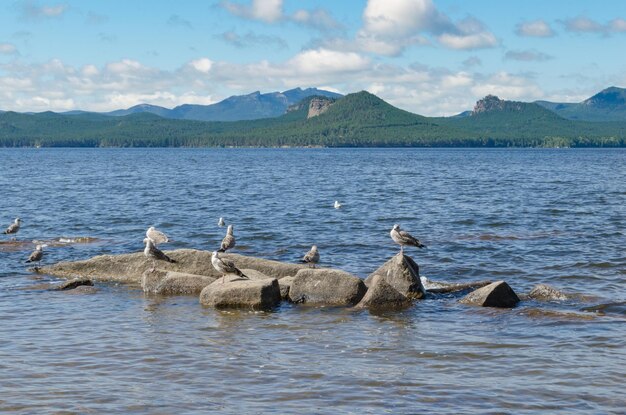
[{"left": 400, "top": 245, "right": 404, "bottom": 254}]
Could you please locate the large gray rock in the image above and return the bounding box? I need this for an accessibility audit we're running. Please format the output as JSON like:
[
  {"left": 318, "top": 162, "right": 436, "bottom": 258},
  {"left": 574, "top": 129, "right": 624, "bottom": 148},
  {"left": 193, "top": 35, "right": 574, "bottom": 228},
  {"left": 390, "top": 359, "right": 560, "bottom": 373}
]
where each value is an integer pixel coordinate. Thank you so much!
[
  {"left": 142, "top": 269, "right": 217, "bottom": 295},
  {"left": 289, "top": 268, "right": 367, "bottom": 306},
  {"left": 355, "top": 274, "right": 412, "bottom": 310},
  {"left": 460, "top": 281, "right": 520, "bottom": 308},
  {"left": 365, "top": 253, "right": 425, "bottom": 299},
  {"left": 199, "top": 278, "right": 281, "bottom": 310},
  {"left": 40, "top": 250, "right": 307, "bottom": 285}
]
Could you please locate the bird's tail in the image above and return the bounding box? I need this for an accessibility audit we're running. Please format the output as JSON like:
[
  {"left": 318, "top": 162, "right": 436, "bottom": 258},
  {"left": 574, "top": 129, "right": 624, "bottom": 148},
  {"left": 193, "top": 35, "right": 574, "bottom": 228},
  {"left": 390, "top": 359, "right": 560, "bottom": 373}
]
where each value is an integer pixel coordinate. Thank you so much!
[
  {"left": 218, "top": 248, "right": 226, "bottom": 253},
  {"left": 236, "top": 269, "right": 249, "bottom": 279},
  {"left": 167, "top": 257, "right": 177, "bottom": 263},
  {"left": 25, "top": 259, "right": 32, "bottom": 263}
]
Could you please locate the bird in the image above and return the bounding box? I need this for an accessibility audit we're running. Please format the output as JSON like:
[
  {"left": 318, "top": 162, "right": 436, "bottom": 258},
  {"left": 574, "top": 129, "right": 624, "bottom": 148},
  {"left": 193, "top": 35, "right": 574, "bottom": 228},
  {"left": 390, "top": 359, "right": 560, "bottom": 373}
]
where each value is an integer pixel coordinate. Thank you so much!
[
  {"left": 146, "top": 226, "right": 170, "bottom": 245},
  {"left": 218, "top": 217, "right": 225, "bottom": 227},
  {"left": 334, "top": 200, "right": 342, "bottom": 209},
  {"left": 26, "top": 244, "right": 45, "bottom": 269},
  {"left": 218, "top": 224, "right": 236, "bottom": 252},
  {"left": 211, "top": 251, "right": 248, "bottom": 283},
  {"left": 390, "top": 224, "right": 426, "bottom": 253},
  {"left": 3, "top": 217, "right": 21, "bottom": 236},
  {"left": 301, "top": 245, "right": 320, "bottom": 268},
  {"left": 143, "top": 237, "right": 176, "bottom": 266}
]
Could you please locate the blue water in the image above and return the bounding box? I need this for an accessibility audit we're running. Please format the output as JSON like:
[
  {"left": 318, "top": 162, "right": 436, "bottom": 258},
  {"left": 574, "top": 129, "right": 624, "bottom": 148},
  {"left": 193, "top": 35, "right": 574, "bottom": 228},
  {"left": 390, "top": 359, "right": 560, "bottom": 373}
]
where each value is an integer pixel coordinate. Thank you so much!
[{"left": 0, "top": 148, "right": 625, "bottom": 414}]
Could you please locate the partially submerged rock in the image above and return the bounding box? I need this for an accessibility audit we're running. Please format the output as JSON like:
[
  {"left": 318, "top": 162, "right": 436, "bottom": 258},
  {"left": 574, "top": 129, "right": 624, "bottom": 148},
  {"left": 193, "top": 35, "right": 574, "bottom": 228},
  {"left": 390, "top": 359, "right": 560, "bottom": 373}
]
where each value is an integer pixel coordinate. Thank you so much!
[
  {"left": 355, "top": 274, "right": 412, "bottom": 310},
  {"left": 422, "top": 277, "right": 493, "bottom": 294},
  {"left": 199, "top": 278, "right": 281, "bottom": 310},
  {"left": 460, "top": 280, "right": 520, "bottom": 308},
  {"left": 54, "top": 277, "right": 94, "bottom": 291},
  {"left": 278, "top": 276, "right": 295, "bottom": 300},
  {"left": 289, "top": 268, "right": 367, "bottom": 306},
  {"left": 528, "top": 284, "right": 572, "bottom": 301},
  {"left": 40, "top": 250, "right": 307, "bottom": 285},
  {"left": 365, "top": 253, "right": 425, "bottom": 299},
  {"left": 142, "top": 269, "right": 217, "bottom": 295}
]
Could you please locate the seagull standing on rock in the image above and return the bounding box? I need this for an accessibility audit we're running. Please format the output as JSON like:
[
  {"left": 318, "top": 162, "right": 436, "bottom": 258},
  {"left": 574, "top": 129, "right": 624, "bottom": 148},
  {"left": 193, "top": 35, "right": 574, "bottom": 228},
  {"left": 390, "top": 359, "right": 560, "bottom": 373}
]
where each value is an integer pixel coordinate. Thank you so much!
[
  {"left": 390, "top": 224, "right": 426, "bottom": 253},
  {"left": 211, "top": 251, "right": 249, "bottom": 283},
  {"left": 3, "top": 218, "right": 21, "bottom": 236},
  {"left": 146, "top": 226, "right": 170, "bottom": 245},
  {"left": 301, "top": 245, "right": 320, "bottom": 268},
  {"left": 143, "top": 237, "right": 176, "bottom": 268},
  {"left": 218, "top": 225, "right": 236, "bottom": 252},
  {"left": 26, "top": 244, "right": 45, "bottom": 270}
]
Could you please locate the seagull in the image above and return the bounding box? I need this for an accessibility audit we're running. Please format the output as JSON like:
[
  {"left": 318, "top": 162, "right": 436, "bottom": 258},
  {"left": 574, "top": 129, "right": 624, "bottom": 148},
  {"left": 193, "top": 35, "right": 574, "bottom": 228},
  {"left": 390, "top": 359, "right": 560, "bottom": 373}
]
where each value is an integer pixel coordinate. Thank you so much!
[
  {"left": 3, "top": 218, "right": 21, "bottom": 236},
  {"left": 301, "top": 245, "right": 320, "bottom": 268},
  {"left": 26, "top": 244, "right": 45, "bottom": 270},
  {"left": 218, "top": 224, "right": 236, "bottom": 253},
  {"left": 211, "top": 251, "right": 248, "bottom": 283},
  {"left": 334, "top": 201, "right": 342, "bottom": 209},
  {"left": 218, "top": 217, "right": 225, "bottom": 227},
  {"left": 146, "top": 226, "right": 170, "bottom": 245},
  {"left": 390, "top": 224, "right": 426, "bottom": 253},
  {"left": 143, "top": 237, "right": 176, "bottom": 267}
]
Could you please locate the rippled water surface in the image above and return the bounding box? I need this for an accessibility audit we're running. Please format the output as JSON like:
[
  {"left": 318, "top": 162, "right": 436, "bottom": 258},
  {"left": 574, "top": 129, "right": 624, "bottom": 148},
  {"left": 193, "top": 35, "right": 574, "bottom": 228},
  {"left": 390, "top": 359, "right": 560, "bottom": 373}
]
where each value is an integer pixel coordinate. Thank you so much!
[{"left": 1, "top": 148, "right": 625, "bottom": 414}]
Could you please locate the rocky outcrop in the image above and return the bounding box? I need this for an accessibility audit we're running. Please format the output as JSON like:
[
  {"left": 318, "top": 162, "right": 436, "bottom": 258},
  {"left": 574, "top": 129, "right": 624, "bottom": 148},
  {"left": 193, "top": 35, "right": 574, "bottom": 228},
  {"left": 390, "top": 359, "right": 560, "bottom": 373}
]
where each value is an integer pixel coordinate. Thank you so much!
[
  {"left": 142, "top": 269, "right": 217, "bottom": 295},
  {"left": 199, "top": 278, "right": 281, "bottom": 310},
  {"left": 307, "top": 97, "right": 334, "bottom": 118},
  {"left": 460, "top": 281, "right": 520, "bottom": 308},
  {"left": 355, "top": 274, "right": 411, "bottom": 310},
  {"left": 472, "top": 95, "right": 524, "bottom": 115},
  {"left": 40, "top": 250, "right": 306, "bottom": 285},
  {"left": 422, "top": 277, "right": 493, "bottom": 294},
  {"left": 54, "top": 277, "right": 94, "bottom": 291},
  {"left": 365, "top": 253, "right": 425, "bottom": 299},
  {"left": 289, "top": 268, "right": 367, "bottom": 306},
  {"left": 528, "top": 284, "right": 570, "bottom": 301}
]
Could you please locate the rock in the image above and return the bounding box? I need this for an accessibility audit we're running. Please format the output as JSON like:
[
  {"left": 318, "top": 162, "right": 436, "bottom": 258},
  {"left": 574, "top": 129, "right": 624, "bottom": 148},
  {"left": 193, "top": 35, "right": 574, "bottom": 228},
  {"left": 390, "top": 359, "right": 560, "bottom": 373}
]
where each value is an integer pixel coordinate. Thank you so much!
[
  {"left": 199, "top": 278, "right": 281, "bottom": 310},
  {"left": 278, "top": 276, "right": 295, "bottom": 300},
  {"left": 422, "top": 277, "right": 493, "bottom": 294},
  {"left": 289, "top": 268, "right": 367, "bottom": 306},
  {"left": 528, "top": 284, "right": 571, "bottom": 301},
  {"left": 54, "top": 277, "right": 94, "bottom": 291},
  {"left": 460, "top": 281, "right": 520, "bottom": 308},
  {"left": 239, "top": 269, "right": 273, "bottom": 281},
  {"left": 365, "top": 253, "right": 425, "bottom": 299},
  {"left": 40, "top": 250, "right": 307, "bottom": 285},
  {"left": 64, "top": 285, "right": 98, "bottom": 295},
  {"left": 142, "top": 269, "right": 217, "bottom": 295},
  {"left": 355, "top": 274, "right": 412, "bottom": 310}
]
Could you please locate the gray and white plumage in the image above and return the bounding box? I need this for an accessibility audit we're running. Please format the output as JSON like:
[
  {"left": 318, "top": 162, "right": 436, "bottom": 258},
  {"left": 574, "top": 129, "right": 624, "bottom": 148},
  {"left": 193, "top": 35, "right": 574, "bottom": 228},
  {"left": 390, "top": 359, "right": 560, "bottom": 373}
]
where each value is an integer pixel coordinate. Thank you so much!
[
  {"left": 218, "top": 217, "right": 225, "bottom": 227},
  {"left": 26, "top": 244, "right": 44, "bottom": 266},
  {"left": 143, "top": 237, "right": 176, "bottom": 263},
  {"left": 218, "top": 225, "right": 235, "bottom": 252},
  {"left": 211, "top": 251, "right": 248, "bottom": 282},
  {"left": 390, "top": 224, "right": 426, "bottom": 253},
  {"left": 146, "top": 226, "right": 169, "bottom": 245},
  {"left": 301, "top": 245, "right": 320, "bottom": 268},
  {"left": 4, "top": 218, "right": 21, "bottom": 235}
]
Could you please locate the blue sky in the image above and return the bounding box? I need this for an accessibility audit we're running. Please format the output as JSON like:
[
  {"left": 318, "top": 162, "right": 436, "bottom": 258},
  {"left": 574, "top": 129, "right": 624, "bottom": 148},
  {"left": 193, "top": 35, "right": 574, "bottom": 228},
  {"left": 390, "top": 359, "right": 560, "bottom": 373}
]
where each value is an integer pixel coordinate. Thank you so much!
[{"left": 1, "top": 0, "right": 625, "bottom": 116}]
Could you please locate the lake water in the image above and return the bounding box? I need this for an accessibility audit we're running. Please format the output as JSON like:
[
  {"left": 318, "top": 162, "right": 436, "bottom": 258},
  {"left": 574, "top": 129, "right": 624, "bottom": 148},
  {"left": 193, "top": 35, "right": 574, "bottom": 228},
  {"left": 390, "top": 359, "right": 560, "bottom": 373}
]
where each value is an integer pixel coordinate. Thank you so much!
[{"left": 0, "top": 148, "right": 625, "bottom": 414}]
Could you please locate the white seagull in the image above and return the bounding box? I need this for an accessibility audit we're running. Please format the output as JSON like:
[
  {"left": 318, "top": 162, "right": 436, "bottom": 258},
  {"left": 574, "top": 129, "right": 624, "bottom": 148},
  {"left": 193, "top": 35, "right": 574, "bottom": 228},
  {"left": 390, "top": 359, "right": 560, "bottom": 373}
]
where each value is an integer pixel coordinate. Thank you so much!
[
  {"left": 218, "top": 217, "right": 225, "bottom": 227},
  {"left": 390, "top": 224, "right": 426, "bottom": 253},
  {"left": 143, "top": 237, "right": 176, "bottom": 265},
  {"left": 301, "top": 245, "right": 320, "bottom": 268},
  {"left": 211, "top": 251, "right": 248, "bottom": 283},
  {"left": 334, "top": 201, "right": 342, "bottom": 209},
  {"left": 218, "top": 224, "right": 236, "bottom": 253},
  {"left": 146, "top": 226, "right": 170, "bottom": 245},
  {"left": 3, "top": 218, "right": 22, "bottom": 236},
  {"left": 26, "top": 244, "right": 45, "bottom": 269}
]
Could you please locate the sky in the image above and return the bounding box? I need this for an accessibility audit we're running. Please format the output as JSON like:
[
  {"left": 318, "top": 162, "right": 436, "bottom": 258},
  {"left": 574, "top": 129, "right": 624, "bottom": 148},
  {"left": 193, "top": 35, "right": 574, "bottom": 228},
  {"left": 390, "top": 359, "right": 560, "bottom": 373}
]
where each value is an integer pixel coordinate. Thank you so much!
[{"left": 1, "top": 0, "right": 626, "bottom": 116}]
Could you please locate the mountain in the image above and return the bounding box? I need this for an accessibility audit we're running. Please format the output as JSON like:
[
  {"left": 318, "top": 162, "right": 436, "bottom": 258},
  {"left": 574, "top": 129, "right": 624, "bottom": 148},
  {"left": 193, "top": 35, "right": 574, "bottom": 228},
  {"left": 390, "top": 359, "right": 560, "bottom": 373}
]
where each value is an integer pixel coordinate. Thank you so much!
[
  {"left": 105, "top": 87, "right": 343, "bottom": 122},
  {"left": 535, "top": 86, "right": 626, "bottom": 122},
  {"left": 1, "top": 91, "right": 624, "bottom": 148}
]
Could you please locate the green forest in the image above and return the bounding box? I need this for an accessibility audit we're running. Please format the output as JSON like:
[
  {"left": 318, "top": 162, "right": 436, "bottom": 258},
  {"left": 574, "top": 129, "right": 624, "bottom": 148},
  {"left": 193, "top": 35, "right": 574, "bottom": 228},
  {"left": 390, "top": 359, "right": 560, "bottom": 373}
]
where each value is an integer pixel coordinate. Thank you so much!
[{"left": 1, "top": 91, "right": 625, "bottom": 148}]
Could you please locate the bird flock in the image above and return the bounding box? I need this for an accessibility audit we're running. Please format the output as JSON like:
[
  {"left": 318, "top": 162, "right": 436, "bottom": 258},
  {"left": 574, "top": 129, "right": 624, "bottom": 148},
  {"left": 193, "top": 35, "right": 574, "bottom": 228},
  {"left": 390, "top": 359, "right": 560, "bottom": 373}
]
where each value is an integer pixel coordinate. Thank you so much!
[{"left": 5, "top": 211, "right": 426, "bottom": 278}]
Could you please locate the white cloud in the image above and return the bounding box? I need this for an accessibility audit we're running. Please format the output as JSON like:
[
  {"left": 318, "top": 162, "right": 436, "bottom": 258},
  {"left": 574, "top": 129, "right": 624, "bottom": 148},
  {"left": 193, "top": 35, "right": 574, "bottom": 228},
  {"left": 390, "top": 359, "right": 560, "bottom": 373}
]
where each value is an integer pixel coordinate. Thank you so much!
[
  {"left": 357, "top": 0, "right": 497, "bottom": 55},
  {"left": 0, "top": 43, "right": 18, "bottom": 54},
  {"left": 515, "top": 20, "right": 555, "bottom": 37},
  {"left": 17, "top": 1, "right": 68, "bottom": 20},
  {"left": 189, "top": 58, "right": 213, "bottom": 74},
  {"left": 286, "top": 49, "right": 370, "bottom": 75},
  {"left": 561, "top": 16, "right": 626, "bottom": 35},
  {"left": 220, "top": 0, "right": 283, "bottom": 23}
]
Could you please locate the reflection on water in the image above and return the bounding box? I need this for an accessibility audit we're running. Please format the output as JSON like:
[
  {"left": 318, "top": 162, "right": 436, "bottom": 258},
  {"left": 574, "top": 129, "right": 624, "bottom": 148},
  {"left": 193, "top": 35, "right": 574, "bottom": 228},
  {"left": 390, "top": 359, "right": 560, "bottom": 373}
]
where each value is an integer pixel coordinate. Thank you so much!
[{"left": 0, "top": 148, "right": 625, "bottom": 414}]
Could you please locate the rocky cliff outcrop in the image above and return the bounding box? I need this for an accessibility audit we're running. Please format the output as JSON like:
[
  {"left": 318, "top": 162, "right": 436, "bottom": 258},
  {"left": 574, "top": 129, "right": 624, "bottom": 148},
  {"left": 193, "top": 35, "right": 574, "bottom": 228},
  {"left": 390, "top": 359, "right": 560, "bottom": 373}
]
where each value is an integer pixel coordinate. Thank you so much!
[{"left": 472, "top": 95, "right": 524, "bottom": 115}]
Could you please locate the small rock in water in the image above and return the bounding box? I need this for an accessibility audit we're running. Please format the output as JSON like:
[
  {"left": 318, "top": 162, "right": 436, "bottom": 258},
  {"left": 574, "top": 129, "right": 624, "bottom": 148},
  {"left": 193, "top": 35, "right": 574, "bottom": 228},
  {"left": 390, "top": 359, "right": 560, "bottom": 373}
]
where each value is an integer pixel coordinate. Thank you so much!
[
  {"left": 355, "top": 274, "right": 412, "bottom": 310},
  {"left": 365, "top": 253, "right": 425, "bottom": 299},
  {"left": 460, "top": 280, "right": 520, "bottom": 308},
  {"left": 54, "top": 277, "right": 94, "bottom": 291}
]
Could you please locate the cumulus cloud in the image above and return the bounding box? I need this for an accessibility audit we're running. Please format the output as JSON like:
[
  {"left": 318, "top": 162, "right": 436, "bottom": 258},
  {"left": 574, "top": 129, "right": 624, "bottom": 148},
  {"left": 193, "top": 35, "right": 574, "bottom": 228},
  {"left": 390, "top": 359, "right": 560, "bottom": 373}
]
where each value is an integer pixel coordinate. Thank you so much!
[
  {"left": 515, "top": 20, "right": 555, "bottom": 37},
  {"left": 16, "top": 1, "right": 68, "bottom": 20},
  {"left": 561, "top": 16, "right": 626, "bottom": 35},
  {"left": 215, "top": 31, "right": 287, "bottom": 49},
  {"left": 357, "top": 0, "right": 497, "bottom": 55},
  {"left": 504, "top": 49, "right": 552, "bottom": 62}
]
